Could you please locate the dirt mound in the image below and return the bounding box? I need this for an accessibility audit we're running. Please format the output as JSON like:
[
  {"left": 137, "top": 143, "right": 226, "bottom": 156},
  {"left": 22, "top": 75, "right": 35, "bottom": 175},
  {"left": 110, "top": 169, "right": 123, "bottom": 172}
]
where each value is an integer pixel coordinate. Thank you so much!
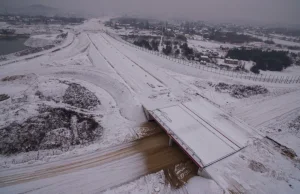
[
  {"left": 0, "top": 106, "right": 102, "bottom": 155},
  {"left": 289, "top": 116, "right": 300, "bottom": 133},
  {"left": 248, "top": 160, "right": 268, "bottom": 173},
  {"left": 0, "top": 94, "right": 10, "bottom": 102},
  {"left": 63, "top": 83, "right": 100, "bottom": 110},
  {"left": 1, "top": 75, "right": 27, "bottom": 82},
  {"left": 163, "top": 160, "right": 198, "bottom": 188},
  {"left": 267, "top": 137, "right": 297, "bottom": 160},
  {"left": 134, "top": 121, "right": 162, "bottom": 138},
  {"left": 215, "top": 82, "right": 268, "bottom": 98},
  {"left": 1, "top": 74, "right": 37, "bottom": 85}
]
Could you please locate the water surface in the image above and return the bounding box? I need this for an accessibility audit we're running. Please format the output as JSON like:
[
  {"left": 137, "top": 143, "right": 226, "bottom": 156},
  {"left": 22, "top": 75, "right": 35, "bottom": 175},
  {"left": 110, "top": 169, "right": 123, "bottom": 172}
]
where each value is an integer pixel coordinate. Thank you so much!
[{"left": 0, "top": 38, "right": 28, "bottom": 55}]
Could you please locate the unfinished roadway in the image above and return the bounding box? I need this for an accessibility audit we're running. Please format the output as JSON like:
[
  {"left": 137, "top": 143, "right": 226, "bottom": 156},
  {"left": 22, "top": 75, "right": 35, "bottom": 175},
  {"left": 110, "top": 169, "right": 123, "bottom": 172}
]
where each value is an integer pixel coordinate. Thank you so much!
[{"left": 0, "top": 133, "right": 191, "bottom": 193}]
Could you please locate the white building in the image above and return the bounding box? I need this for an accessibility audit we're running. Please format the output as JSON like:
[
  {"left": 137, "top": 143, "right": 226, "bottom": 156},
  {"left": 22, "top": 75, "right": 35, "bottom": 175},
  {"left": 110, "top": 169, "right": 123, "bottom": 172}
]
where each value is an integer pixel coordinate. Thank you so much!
[
  {"left": 201, "top": 55, "right": 209, "bottom": 62},
  {"left": 224, "top": 58, "right": 239, "bottom": 65}
]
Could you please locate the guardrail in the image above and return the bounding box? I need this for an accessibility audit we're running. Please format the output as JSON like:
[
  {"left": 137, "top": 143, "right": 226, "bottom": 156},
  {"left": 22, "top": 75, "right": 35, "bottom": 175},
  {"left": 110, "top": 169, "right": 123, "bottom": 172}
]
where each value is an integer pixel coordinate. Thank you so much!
[
  {"left": 149, "top": 110, "right": 205, "bottom": 167},
  {"left": 105, "top": 31, "right": 300, "bottom": 84}
]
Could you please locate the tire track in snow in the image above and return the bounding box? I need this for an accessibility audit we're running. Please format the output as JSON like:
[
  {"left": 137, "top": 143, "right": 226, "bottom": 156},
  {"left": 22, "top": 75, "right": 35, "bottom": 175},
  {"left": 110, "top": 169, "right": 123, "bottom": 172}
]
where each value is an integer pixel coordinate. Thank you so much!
[
  {"left": 234, "top": 90, "right": 300, "bottom": 127},
  {"left": 87, "top": 33, "right": 138, "bottom": 93},
  {"left": 100, "top": 33, "right": 166, "bottom": 87}
]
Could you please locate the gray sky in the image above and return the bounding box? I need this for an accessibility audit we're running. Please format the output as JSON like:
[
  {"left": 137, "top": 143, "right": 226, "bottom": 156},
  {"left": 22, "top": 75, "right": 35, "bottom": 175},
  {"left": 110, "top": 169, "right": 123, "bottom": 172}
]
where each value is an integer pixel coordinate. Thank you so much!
[{"left": 1, "top": 0, "right": 300, "bottom": 25}]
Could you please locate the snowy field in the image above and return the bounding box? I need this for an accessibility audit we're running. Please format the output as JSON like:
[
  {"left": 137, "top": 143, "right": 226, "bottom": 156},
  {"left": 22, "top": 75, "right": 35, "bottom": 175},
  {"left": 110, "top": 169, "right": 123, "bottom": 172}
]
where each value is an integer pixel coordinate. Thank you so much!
[
  {"left": 24, "top": 33, "right": 60, "bottom": 48},
  {"left": 188, "top": 39, "right": 237, "bottom": 49},
  {"left": 0, "top": 18, "right": 300, "bottom": 194},
  {"left": 259, "top": 65, "right": 300, "bottom": 77},
  {"left": 245, "top": 32, "right": 300, "bottom": 47}
]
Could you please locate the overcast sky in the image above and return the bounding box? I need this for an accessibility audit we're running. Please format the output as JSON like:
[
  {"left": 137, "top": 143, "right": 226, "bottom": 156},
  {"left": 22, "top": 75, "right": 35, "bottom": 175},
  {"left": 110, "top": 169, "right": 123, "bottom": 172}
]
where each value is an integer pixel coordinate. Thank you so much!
[{"left": 1, "top": 0, "right": 299, "bottom": 25}]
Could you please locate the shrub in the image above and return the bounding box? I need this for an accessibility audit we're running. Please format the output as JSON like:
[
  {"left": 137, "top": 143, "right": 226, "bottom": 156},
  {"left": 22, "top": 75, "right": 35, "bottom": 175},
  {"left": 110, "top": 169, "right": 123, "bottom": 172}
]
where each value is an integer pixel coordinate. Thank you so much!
[{"left": 163, "top": 45, "right": 172, "bottom": 55}]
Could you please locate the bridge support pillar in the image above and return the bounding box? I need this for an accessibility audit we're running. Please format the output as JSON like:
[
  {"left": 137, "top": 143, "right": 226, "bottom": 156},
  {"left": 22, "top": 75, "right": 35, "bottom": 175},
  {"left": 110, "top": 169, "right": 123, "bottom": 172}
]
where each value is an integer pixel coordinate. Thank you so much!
[{"left": 168, "top": 137, "right": 173, "bottom": 147}]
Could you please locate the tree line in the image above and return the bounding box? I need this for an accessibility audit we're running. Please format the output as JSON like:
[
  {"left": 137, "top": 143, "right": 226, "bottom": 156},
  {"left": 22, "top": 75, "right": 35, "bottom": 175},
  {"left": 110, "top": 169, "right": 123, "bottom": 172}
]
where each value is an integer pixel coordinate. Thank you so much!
[
  {"left": 205, "top": 31, "right": 262, "bottom": 44},
  {"left": 132, "top": 37, "right": 196, "bottom": 59},
  {"left": 226, "top": 48, "right": 292, "bottom": 73}
]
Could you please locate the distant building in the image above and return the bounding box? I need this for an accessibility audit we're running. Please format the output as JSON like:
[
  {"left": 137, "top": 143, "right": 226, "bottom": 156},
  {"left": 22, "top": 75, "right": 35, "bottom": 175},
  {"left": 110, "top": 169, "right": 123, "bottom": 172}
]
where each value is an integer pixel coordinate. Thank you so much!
[
  {"left": 200, "top": 55, "right": 209, "bottom": 62},
  {"left": 224, "top": 58, "right": 239, "bottom": 65},
  {"left": 200, "top": 61, "right": 207, "bottom": 65},
  {"left": 211, "top": 52, "right": 219, "bottom": 57}
]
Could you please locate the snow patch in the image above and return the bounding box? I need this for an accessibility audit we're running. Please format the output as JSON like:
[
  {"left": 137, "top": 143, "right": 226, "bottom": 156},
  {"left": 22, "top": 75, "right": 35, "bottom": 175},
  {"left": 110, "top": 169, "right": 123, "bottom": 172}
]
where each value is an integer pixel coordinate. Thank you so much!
[
  {"left": 187, "top": 177, "right": 223, "bottom": 194},
  {"left": 24, "top": 34, "right": 60, "bottom": 48}
]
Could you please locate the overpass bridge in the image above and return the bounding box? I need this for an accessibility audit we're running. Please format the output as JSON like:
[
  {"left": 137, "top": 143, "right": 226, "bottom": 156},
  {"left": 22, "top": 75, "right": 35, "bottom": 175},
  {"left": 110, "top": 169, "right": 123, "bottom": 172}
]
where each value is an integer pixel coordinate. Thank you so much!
[{"left": 143, "top": 100, "right": 261, "bottom": 173}]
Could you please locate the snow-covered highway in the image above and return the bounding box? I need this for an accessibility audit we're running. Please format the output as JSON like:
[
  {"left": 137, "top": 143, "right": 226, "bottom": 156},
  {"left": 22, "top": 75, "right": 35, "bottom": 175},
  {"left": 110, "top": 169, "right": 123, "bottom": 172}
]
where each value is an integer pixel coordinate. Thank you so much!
[{"left": 1, "top": 18, "right": 300, "bottom": 194}]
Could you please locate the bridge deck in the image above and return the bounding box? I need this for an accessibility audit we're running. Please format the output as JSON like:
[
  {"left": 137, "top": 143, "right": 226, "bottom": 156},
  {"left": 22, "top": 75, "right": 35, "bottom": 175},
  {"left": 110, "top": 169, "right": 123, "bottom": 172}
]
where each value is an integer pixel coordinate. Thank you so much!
[{"left": 145, "top": 100, "right": 258, "bottom": 168}]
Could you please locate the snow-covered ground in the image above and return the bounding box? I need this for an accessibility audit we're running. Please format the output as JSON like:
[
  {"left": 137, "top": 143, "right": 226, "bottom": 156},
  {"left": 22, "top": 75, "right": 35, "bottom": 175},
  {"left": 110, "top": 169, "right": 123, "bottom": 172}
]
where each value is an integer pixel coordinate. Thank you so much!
[
  {"left": 259, "top": 65, "right": 300, "bottom": 77},
  {"left": 24, "top": 33, "right": 60, "bottom": 48},
  {"left": 188, "top": 39, "right": 237, "bottom": 49},
  {"left": 187, "top": 39, "right": 234, "bottom": 57},
  {"left": 0, "top": 26, "right": 143, "bottom": 168},
  {"left": 0, "top": 30, "right": 74, "bottom": 63},
  {"left": 103, "top": 170, "right": 223, "bottom": 194},
  {"left": 0, "top": 18, "right": 300, "bottom": 194},
  {"left": 246, "top": 32, "right": 300, "bottom": 47}
]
